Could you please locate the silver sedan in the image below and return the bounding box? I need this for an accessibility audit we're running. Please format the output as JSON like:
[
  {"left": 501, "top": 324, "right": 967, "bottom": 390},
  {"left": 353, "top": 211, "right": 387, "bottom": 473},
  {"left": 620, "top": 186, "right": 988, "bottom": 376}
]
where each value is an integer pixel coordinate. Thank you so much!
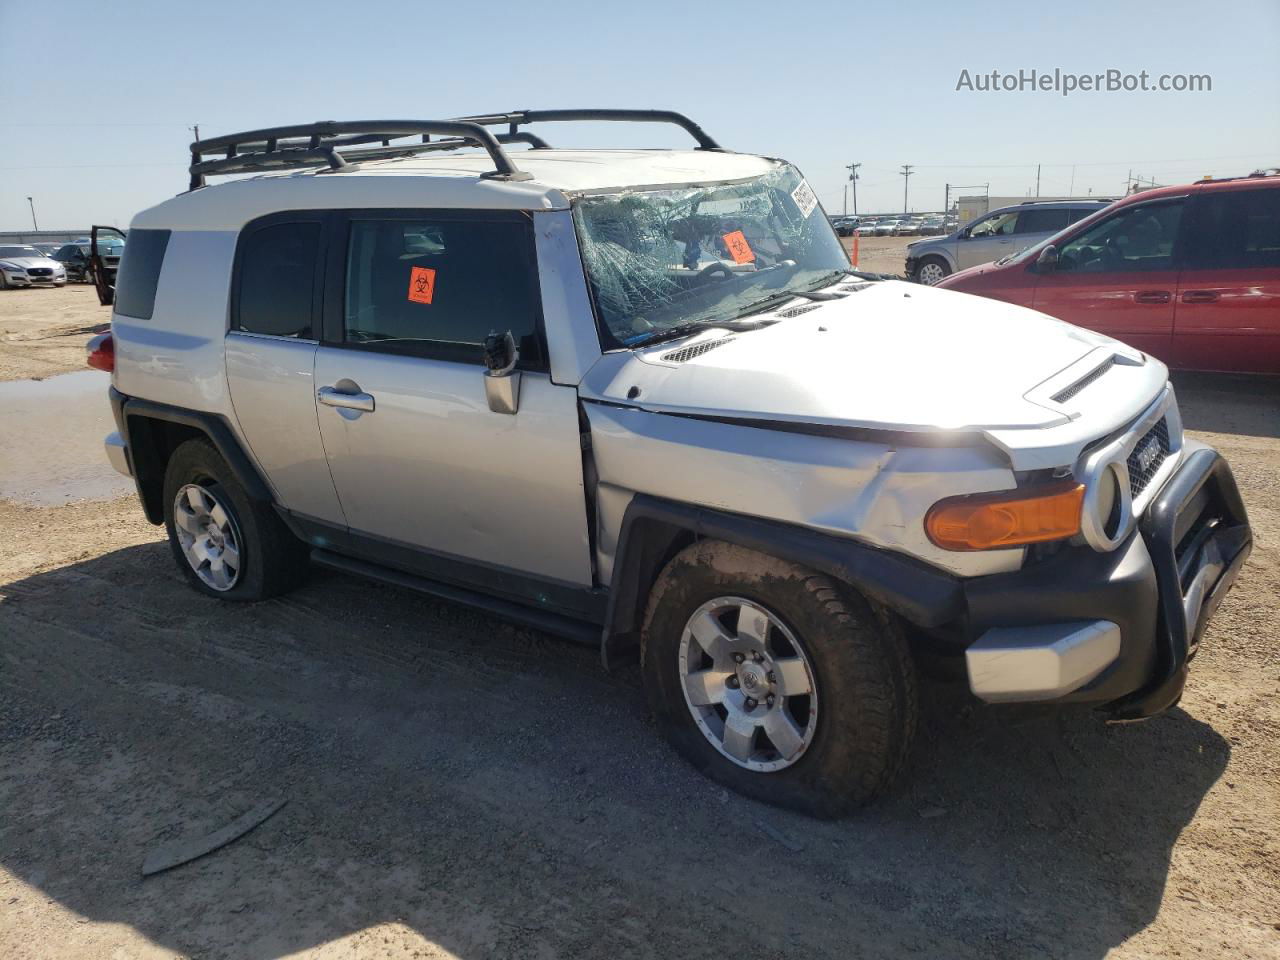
[{"left": 0, "top": 245, "right": 68, "bottom": 288}]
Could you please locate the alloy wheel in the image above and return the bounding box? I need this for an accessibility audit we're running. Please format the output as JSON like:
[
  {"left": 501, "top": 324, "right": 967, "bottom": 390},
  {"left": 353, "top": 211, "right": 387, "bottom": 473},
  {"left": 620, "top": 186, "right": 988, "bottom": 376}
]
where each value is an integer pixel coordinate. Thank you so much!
[
  {"left": 677, "top": 596, "right": 818, "bottom": 772},
  {"left": 172, "top": 483, "right": 242, "bottom": 591}
]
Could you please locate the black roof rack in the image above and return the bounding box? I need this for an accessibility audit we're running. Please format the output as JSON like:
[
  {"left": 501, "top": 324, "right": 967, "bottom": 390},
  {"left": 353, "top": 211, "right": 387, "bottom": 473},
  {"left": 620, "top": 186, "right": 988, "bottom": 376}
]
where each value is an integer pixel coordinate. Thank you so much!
[{"left": 187, "top": 109, "right": 722, "bottom": 191}]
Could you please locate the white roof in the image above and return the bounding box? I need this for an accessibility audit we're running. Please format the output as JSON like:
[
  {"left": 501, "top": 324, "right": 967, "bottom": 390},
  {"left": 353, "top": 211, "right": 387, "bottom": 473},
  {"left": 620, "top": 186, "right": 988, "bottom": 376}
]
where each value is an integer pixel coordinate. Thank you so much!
[{"left": 133, "top": 149, "right": 782, "bottom": 231}]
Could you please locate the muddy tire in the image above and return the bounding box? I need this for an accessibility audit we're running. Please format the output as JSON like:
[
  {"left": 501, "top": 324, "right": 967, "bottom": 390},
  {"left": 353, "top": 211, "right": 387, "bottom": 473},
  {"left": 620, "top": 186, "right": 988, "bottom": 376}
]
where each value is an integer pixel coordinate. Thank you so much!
[
  {"left": 641, "top": 540, "right": 917, "bottom": 818},
  {"left": 162, "top": 438, "right": 308, "bottom": 601}
]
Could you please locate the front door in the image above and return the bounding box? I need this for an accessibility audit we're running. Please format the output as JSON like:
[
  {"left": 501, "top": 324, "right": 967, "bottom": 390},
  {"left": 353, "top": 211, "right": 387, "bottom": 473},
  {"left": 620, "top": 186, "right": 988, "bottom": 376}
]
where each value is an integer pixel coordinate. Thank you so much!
[
  {"left": 957, "top": 209, "right": 1020, "bottom": 269},
  {"left": 1031, "top": 197, "right": 1185, "bottom": 363},
  {"left": 89, "top": 225, "right": 126, "bottom": 306},
  {"left": 313, "top": 210, "right": 593, "bottom": 592}
]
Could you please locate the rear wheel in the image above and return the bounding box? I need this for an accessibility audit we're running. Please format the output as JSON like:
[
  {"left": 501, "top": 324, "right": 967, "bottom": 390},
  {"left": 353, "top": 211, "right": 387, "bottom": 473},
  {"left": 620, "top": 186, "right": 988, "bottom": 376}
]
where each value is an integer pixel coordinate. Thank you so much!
[
  {"left": 641, "top": 540, "right": 917, "bottom": 817},
  {"left": 915, "top": 256, "right": 950, "bottom": 285},
  {"left": 162, "top": 439, "right": 308, "bottom": 601}
]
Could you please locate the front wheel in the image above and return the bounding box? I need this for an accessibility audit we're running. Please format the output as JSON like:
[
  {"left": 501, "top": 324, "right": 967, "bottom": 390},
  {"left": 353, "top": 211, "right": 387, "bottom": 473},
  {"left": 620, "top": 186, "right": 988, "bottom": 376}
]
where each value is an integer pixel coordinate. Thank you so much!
[
  {"left": 641, "top": 541, "right": 917, "bottom": 817},
  {"left": 914, "top": 256, "right": 951, "bottom": 285}
]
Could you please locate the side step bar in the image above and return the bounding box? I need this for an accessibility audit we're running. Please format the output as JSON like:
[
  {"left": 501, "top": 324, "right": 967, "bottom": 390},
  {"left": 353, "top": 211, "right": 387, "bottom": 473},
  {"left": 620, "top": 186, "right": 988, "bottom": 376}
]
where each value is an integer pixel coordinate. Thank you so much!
[{"left": 309, "top": 549, "right": 603, "bottom": 645}]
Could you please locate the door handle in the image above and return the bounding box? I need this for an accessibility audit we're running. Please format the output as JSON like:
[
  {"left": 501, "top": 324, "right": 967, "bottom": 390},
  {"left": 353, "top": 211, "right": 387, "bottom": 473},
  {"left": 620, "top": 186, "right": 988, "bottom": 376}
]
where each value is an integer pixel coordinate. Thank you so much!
[
  {"left": 318, "top": 386, "right": 375, "bottom": 412},
  {"left": 1182, "top": 290, "right": 1220, "bottom": 304},
  {"left": 1134, "top": 290, "right": 1171, "bottom": 304}
]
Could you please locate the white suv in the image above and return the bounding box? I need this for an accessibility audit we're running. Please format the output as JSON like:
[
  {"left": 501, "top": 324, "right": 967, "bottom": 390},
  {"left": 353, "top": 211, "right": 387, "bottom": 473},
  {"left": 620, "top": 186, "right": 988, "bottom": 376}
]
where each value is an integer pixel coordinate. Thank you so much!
[{"left": 93, "top": 111, "right": 1252, "bottom": 817}]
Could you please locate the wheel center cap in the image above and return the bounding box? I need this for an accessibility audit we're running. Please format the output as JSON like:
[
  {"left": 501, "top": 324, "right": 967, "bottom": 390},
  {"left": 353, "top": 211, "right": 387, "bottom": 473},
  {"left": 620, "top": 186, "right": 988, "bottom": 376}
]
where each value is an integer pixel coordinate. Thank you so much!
[{"left": 738, "top": 663, "right": 769, "bottom": 696}]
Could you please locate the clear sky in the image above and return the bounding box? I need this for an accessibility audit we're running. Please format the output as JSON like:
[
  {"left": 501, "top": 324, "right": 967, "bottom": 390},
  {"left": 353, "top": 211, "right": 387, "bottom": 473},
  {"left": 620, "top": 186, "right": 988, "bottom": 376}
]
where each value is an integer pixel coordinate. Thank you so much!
[{"left": 2, "top": 0, "right": 1278, "bottom": 229}]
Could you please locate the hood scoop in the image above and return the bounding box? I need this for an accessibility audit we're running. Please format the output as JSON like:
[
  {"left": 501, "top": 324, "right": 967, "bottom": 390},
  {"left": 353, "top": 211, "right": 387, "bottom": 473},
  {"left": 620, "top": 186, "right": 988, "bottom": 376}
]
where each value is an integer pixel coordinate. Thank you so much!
[
  {"left": 661, "top": 337, "right": 736, "bottom": 363},
  {"left": 1051, "top": 356, "right": 1118, "bottom": 403}
]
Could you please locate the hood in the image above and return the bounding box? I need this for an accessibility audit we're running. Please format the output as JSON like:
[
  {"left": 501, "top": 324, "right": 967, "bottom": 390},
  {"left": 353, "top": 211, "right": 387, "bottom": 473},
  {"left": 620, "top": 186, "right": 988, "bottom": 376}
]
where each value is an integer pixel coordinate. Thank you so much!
[
  {"left": 580, "top": 279, "right": 1147, "bottom": 434},
  {"left": 0, "top": 256, "right": 60, "bottom": 269}
]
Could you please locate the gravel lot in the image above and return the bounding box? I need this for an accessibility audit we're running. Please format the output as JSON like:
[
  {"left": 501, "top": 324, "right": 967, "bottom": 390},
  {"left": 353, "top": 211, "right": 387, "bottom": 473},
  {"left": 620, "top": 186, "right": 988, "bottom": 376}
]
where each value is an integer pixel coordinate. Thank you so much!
[{"left": 1, "top": 278, "right": 1277, "bottom": 959}]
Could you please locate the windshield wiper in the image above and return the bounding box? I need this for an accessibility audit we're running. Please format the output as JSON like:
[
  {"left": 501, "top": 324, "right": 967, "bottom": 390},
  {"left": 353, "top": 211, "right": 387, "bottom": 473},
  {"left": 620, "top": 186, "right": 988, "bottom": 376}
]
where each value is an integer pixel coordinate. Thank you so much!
[{"left": 627, "top": 317, "right": 777, "bottom": 348}]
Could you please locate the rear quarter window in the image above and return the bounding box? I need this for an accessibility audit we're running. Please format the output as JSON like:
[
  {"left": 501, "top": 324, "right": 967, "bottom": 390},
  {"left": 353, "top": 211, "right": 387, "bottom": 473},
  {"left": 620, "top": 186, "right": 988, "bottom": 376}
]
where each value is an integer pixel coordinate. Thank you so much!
[{"left": 113, "top": 229, "right": 171, "bottom": 319}]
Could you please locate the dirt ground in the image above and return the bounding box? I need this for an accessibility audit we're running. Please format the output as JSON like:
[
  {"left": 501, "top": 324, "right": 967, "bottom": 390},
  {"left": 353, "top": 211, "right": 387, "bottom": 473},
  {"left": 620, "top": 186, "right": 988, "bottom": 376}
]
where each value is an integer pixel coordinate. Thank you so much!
[
  {"left": 1, "top": 280, "right": 1278, "bottom": 959},
  {"left": 0, "top": 284, "right": 110, "bottom": 382}
]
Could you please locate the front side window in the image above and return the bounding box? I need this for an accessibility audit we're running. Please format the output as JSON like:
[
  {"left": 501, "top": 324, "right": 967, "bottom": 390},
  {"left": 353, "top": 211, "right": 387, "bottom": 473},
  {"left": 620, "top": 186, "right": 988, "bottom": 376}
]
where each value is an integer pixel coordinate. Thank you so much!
[
  {"left": 235, "top": 221, "right": 320, "bottom": 338},
  {"left": 1184, "top": 188, "right": 1280, "bottom": 270},
  {"left": 343, "top": 216, "right": 542, "bottom": 366},
  {"left": 571, "top": 163, "right": 847, "bottom": 347},
  {"left": 1056, "top": 200, "right": 1183, "bottom": 273},
  {"left": 970, "top": 212, "right": 1019, "bottom": 237}
]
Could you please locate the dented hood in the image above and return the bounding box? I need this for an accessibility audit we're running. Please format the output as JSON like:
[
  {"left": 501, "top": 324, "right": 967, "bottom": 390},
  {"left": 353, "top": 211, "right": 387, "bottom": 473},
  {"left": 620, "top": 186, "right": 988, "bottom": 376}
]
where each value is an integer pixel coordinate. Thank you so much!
[{"left": 579, "top": 280, "right": 1147, "bottom": 434}]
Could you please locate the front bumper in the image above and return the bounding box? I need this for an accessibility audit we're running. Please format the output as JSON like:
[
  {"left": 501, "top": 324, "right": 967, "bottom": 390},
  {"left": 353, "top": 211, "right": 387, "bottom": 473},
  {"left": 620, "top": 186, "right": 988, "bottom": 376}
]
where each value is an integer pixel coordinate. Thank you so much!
[
  {"left": 962, "top": 442, "right": 1251, "bottom": 719},
  {"left": 3, "top": 272, "right": 65, "bottom": 287}
]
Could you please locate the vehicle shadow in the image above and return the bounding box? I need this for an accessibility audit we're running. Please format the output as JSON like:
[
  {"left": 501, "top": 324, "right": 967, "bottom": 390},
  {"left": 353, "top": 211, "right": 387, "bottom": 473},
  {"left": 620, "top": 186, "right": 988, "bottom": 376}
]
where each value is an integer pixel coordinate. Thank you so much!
[
  {"left": 1171, "top": 370, "right": 1280, "bottom": 438},
  {"left": 0, "top": 542, "right": 1229, "bottom": 959}
]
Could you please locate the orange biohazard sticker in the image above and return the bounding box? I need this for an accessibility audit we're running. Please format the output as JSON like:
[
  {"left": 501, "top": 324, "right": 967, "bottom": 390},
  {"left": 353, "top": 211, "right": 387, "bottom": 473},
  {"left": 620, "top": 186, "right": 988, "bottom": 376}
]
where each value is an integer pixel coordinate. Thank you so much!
[
  {"left": 407, "top": 266, "right": 436, "bottom": 304},
  {"left": 722, "top": 230, "right": 755, "bottom": 264}
]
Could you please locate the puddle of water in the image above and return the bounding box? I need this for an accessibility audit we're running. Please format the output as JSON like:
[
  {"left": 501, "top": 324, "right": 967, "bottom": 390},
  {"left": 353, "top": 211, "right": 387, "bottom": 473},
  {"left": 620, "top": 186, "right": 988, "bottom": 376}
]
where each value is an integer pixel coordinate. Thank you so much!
[{"left": 0, "top": 370, "right": 135, "bottom": 506}]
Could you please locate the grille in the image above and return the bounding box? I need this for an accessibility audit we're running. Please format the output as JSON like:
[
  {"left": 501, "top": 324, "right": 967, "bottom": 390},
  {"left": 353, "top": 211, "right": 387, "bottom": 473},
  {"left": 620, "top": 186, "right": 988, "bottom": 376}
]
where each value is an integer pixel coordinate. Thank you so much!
[
  {"left": 27, "top": 267, "right": 53, "bottom": 277},
  {"left": 661, "top": 337, "right": 734, "bottom": 363},
  {"left": 776, "top": 303, "right": 821, "bottom": 319},
  {"left": 1053, "top": 356, "right": 1116, "bottom": 403},
  {"left": 1126, "top": 417, "right": 1171, "bottom": 499}
]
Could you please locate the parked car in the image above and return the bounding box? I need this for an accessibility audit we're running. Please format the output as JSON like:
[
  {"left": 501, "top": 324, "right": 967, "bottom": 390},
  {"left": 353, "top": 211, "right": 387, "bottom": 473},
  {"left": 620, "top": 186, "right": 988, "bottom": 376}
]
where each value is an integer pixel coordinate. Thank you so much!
[
  {"left": 830, "top": 216, "right": 860, "bottom": 236},
  {"left": 92, "top": 110, "right": 1251, "bottom": 817},
  {"left": 52, "top": 237, "right": 124, "bottom": 283},
  {"left": 937, "top": 173, "right": 1280, "bottom": 374},
  {"left": 906, "top": 200, "right": 1109, "bottom": 285},
  {"left": 873, "top": 219, "right": 899, "bottom": 236},
  {"left": 920, "top": 217, "right": 946, "bottom": 236},
  {"left": 855, "top": 218, "right": 878, "bottom": 235},
  {"left": 0, "top": 244, "right": 67, "bottom": 288},
  {"left": 31, "top": 242, "right": 63, "bottom": 257}
]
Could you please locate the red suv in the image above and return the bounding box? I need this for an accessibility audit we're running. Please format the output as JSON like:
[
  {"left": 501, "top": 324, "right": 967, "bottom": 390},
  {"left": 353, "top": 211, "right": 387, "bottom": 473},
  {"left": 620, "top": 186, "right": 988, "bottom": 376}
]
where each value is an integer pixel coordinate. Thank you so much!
[{"left": 936, "top": 173, "right": 1280, "bottom": 375}]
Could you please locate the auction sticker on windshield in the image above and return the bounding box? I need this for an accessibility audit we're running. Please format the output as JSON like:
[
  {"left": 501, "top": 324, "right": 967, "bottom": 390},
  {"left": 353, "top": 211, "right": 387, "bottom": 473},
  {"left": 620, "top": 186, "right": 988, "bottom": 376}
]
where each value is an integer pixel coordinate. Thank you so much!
[{"left": 791, "top": 179, "right": 818, "bottom": 218}]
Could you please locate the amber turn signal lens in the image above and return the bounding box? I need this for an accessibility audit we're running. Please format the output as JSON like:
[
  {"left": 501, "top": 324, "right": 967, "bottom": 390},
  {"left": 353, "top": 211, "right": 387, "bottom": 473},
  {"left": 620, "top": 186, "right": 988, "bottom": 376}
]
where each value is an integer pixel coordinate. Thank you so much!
[{"left": 925, "top": 482, "right": 1084, "bottom": 551}]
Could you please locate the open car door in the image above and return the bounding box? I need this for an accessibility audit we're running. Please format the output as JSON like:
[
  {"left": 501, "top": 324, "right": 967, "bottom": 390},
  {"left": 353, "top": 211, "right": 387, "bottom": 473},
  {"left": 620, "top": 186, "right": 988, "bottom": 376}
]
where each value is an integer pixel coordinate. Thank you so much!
[{"left": 89, "top": 225, "right": 126, "bottom": 306}]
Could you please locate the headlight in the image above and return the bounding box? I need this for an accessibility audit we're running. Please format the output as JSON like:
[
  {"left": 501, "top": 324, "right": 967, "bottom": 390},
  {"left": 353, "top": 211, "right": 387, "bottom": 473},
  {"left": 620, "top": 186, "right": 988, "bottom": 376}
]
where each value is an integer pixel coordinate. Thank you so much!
[
  {"left": 925, "top": 482, "right": 1084, "bottom": 551},
  {"left": 0, "top": 262, "right": 22, "bottom": 272}
]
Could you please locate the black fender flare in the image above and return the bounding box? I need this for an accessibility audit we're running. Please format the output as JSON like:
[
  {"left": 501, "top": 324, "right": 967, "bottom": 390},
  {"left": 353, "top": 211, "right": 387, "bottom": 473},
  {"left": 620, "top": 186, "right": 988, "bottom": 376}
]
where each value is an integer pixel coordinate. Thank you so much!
[
  {"left": 110, "top": 387, "right": 274, "bottom": 524},
  {"left": 601, "top": 494, "right": 964, "bottom": 668}
]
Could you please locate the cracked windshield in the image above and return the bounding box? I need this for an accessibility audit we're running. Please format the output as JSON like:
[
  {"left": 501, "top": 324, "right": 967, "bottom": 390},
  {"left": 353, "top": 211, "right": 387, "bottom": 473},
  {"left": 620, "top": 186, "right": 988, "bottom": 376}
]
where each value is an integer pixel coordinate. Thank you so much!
[{"left": 572, "top": 164, "right": 848, "bottom": 347}]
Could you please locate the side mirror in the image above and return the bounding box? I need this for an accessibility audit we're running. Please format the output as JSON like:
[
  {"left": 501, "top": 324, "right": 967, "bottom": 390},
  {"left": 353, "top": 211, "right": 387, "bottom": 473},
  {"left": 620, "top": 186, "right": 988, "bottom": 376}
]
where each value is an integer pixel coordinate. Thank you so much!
[
  {"left": 959, "top": 226, "right": 972, "bottom": 239},
  {"left": 1036, "top": 244, "right": 1059, "bottom": 272},
  {"left": 482, "top": 330, "right": 521, "bottom": 415}
]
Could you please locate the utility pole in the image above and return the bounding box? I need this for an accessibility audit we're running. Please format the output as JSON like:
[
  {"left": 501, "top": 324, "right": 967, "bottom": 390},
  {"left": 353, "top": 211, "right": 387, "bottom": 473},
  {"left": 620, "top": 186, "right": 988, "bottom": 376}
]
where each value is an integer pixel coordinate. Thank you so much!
[
  {"left": 1035, "top": 164, "right": 1041, "bottom": 197},
  {"left": 846, "top": 162, "right": 861, "bottom": 216},
  {"left": 900, "top": 164, "right": 913, "bottom": 213},
  {"left": 26, "top": 197, "right": 37, "bottom": 231}
]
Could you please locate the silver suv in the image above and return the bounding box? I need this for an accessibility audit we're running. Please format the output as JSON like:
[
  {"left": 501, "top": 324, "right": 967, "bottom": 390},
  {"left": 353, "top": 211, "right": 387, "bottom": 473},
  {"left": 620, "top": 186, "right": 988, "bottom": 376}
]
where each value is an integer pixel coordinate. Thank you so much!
[
  {"left": 92, "top": 111, "right": 1251, "bottom": 817},
  {"left": 906, "top": 199, "right": 1109, "bottom": 284}
]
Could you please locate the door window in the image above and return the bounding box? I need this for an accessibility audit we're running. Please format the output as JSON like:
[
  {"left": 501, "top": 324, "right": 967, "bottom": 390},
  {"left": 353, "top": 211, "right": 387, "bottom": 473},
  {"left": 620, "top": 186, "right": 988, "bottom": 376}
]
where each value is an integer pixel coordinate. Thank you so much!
[
  {"left": 1015, "top": 208, "right": 1072, "bottom": 235},
  {"left": 234, "top": 220, "right": 321, "bottom": 338},
  {"left": 342, "top": 216, "right": 542, "bottom": 366},
  {"left": 969, "top": 211, "right": 1019, "bottom": 237},
  {"left": 1183, "top": 188, "right": 1280, "bottom": 269},
  {"left": 1056, "top": 200, "right": 1184, "bottom": 273}
]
